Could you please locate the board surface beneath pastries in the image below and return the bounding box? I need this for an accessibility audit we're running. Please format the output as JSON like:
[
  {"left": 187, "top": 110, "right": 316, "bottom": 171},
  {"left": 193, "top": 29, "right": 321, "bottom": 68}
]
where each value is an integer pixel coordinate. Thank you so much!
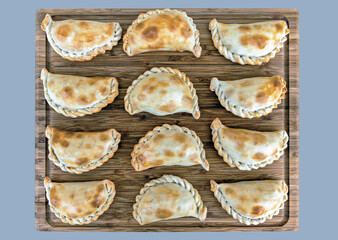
[{"left": 35, "top": 8, "right": 299, "bottom": 231}]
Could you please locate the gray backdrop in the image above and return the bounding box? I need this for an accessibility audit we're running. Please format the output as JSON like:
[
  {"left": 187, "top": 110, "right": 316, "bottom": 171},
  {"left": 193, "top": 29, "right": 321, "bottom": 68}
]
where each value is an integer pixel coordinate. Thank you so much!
[{"left": 0, "top": 0, "right": 336, "bottom": 239}]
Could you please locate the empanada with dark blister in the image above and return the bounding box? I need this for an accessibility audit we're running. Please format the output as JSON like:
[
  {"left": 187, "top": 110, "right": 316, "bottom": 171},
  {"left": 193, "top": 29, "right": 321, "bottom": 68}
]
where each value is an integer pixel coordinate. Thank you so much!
[
  {"left": 131, "top": 124, "right": 209, "bottom": 171},
  {"left": 124, "top": 67, "right": 200, "bottom": 119},
  {"left": 45, "top": 126, "right": 121, "bottom": 174},
  {"left": 41, "top": 68, "right": 119, "bottom": 118},
  {"left": 41, "top": 14, "right": 122, "bottom": 61},
  {"left": 211, "top": 118, "right": 288, "bottom": 170},
  {"left": 210, "top": 76, "right": 287, "bottom": 118},
  {"left": 44, "top": 177, "right": 116, "bottom": 225},
  {"left": 123, "top": 9, "right": 201, "bottom": 57},
  {"left": 209, "top": 19, "right": 289, "bottom": 65},
  {"left": 210, "top": 180, "right": 288, "bottom": 225},
  {"left": 133, "top": 175, "right": 207, "bottom": 225}
]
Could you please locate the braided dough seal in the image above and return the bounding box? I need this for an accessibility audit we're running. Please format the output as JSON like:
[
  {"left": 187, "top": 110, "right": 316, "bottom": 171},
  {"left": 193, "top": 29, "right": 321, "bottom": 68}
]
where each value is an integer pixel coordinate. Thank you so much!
[
  {"left": 41, "top": 68, "right": 119, "bottom": 118},
  {"left": 209, "top": 19, "right": 289, "bottom": 65},
  {"left": 210, "top": 76, "right": 287, "bottom": 118},
  {"left": 44, "top": 177, "right": 116, "bottom": 225},
  {"left": 211, "top": 118, "right": 288, "bottom": 170},
  {"left": 123, "top": 9, "right": 201, "bottom": 57},
  {"left": 131, "top": 124, "right": 209, "bottom": 171},
  {"left": 41, "top": 14, "right": 122, "bottom": 61},
  {"left": 133, "top": 175, "right": 207, "bottom": 225},
  {"left": 210, "top": 179, "right": 288, "bottom": 225},
  {"left": 45, "top": 126, "right": 121, "bottom": 174},
  {"left": 124, "top": 67, "right": 200, "bottom": 119}
]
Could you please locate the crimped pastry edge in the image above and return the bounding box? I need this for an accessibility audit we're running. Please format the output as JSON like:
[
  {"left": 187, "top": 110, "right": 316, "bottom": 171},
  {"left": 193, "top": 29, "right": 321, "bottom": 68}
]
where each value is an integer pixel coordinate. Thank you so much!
[
  {"left": 44, "top": 177, "right": 116, "bottom": 225},
  {"left": 45, "top": 126, "right": 121, "bottom": 174},
  {"left": 210, "top": 180, "right": 288, "bottom": 225},
  {"left": 210, "top": 77, "right": 287, "bottom": 119},
  {"left": 210, "top": 118, "right": 289, "bottom": 171},
  {"left": 41, "top": 68, "right": 119, "bottom": 118},
  {"left": 41, "top": 14, "right": 122, "bottom": 61},
  {"left": 124, "top": 67, "right": 200, "bottom": 119},
  {"left": 123, "top": 8, "right": 201, "bottom": 58},
  {"left": 131, "top": 124, "right": 209, "bottom": 171},
  {"left": 133, "top": 175, "right": 207, "bottom": 225},
  {"left": 209, "top": 18, "right": 290, "bottom": 65}
]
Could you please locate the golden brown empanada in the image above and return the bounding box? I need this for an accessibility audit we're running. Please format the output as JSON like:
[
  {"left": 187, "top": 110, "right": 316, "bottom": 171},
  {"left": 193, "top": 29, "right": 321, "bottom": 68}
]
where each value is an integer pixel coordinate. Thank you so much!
[
  {"left": 44, "top": 177, "right": 116, "bottom": 225},
  {"left": 133, "top": 175, "right": 207, "bottom": 225},
  {"left": 209, "top": 19, "right": 289, "bottom": 65},
  {"left": 45, "top": 126, "right": 121, "bottom": 174},
  {"left": 123, "top": 9, "right": 201, "bottom": 57},
  {"left": 41, "top": 68, "right": 119, "bottom": 118},
  {"left": 131, "top": 124, "right": 209, "bottom": 171},
  {"left": 124, "top": 67, "right": 200, "bottom": 119},
  {"left": 211, "top": 118, "right": 288, "bottom": 170},
  {"left": 210, "top": 180, "right": 288, "bottom": 225},
  {"left": 210, "top": 76, "right": 287, "bottom": 118},
  {"left": 41, "top": 14, "right": 122, "bottom": 61}
]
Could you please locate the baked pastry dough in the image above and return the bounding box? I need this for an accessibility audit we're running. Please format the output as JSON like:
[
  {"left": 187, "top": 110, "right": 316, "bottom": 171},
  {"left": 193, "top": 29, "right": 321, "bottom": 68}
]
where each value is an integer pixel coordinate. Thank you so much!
[
  {"left": 133, "top": 175, "right": 207, "bottom": 225},
  {"left": 211, "top": 118, "right": 288, "bottom": 170},
  {"left": 131, "top": 124, "right": 209, "bottom": 171},
  {"left": 44, "top": 177, "right": 116, "bottom": 225},
  {"left": 45, "top": 126, "right": 121, "bottom": 174},
  {"left": 209, "top": 19, "right": 289, "bottom": 65},
  {"left": 41, "top": 68, "right": 119, "bottom": 118},
  {"left": 210, "top": 76, "right": 287, "bottom": 118},
  {"left": 41, "top": 14, "right": 122, "bottom": 61},
  {"left": 125, "top": 67, "right": 200, "bottom": 119},
  {"left": 210, "top": 179, "right": 288, "bottom": 225},
  {"left": 123, "top": 9, "right": 201, "bottom": 57}
]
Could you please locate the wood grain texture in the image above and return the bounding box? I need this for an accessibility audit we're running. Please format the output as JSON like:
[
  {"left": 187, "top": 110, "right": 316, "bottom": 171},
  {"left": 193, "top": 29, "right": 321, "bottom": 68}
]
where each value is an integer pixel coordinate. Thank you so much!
[{"left": 35, "top": 8, "right": 299, "bottom": 232}]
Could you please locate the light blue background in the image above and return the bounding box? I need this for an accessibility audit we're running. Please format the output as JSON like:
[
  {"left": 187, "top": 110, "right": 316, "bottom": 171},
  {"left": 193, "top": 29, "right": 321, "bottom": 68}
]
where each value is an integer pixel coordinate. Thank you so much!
[{"left": 0, "top": 0, "right": 336, "bottom": 239}]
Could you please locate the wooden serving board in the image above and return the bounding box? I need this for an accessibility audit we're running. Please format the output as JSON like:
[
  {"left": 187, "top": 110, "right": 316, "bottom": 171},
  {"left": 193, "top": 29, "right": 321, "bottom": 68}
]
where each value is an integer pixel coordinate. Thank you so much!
[{"left": 35, "top": 8, "right": 299, "bottom": 231}]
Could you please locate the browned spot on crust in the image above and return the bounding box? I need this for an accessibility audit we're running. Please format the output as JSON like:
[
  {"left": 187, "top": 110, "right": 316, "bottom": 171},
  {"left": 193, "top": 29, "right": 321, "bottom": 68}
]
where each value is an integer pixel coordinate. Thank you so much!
[
  {"left": 240, "top": 80, "right": 254, "bottom": 87},
  {"left": 61, "top": 86, "right": 74, "bottom": 99},
  {"left": 156, "top": 208, "right": 173, "bottom": 219},
  {"left": 142, "top": 26, "right": 158, "bottom": 41},
  {"left": 50, "top": 187, "right": 61, "bottom": 207},
  {"left": 272, "top": 76, "right": 282, "bottom": 89},
  {"left": 225, "top": 88, "right": 234, "bottom": 97},
  {"left": 78, "top": 21, "right": 89, "bottom": 28},
  {"left": 97, "top": 184, "right": 104, "bottom": 192},
  {"left": 159, "top": 101, "right": 177, "bottom": 113},
  {"left": 173, "top": 132, "right": 189, "bottom": 144},
  {"left": 253, "top": 197, "right": 260, "bottom": 203},
  {"left": 239, "top": 195, "right": 248, "bottom": 203},
  {"left": 153, "top": 133, "right": 165, "bottom": 143},
  {"left": 85, "top": 144, "right": 91, "bottom": 148},
  {"left": 240, "top": 34, "right": 270, "bottom": 49},
  {"left": 100, "top": 134, "right": 109, "bottom": 141},
  {"left": 160, "top": 89, "right": 168, "bottom": 95},
  {"left": 137, "top": 94, "right": 146, "bottom": 101},
  {"left": 225, "top": 187, "right": 236, "bottom": 197},
  {"left": 181, "top": 95, "right": 193, "bottom": 109},
  {"left": 164, "top": 149, "right": 175, "bottom": 157},
  {"left": 180, "top": 24, "right": 192, "bottom": 38},
  {"left": 76, "top": 133, "right": 84, "bottom": 139},
  {"left": 138, "top": 154, "right": 146, "bottom": 164},
  {"left": 275, "top": 22, "right": 284, "bottom": 32},
  {"left": 55, "top": 25, "right": 71, "bottom": 39},
  {"left": 100, "top": 86, "right": 109, "bottom": 96},
  {"left": 91, "top": 193, "right": 104, "bottom": 208},
  {"left": 88, "top": 79, "right": 96, "bottom": 86},
  {"left": 60, "top": 140, "right": 69, "bottom": 148},
  {"left": 188, "top": 153, "right": 199, "bottom": 163},
  {"left": 252, "top": 152, "right": 267, "bottom": 161},
  {"left": 238, "top": 25, "right": 252, "bottom": 32},
  {"left": 251, "top": 205, "right": 266, "bottom": 216},
  {"left": 256, "top": 91, "right": 267, "bottom": 103},
  {"left": 64, "top": 131, "right": 75, "bottom": 137},
  {"left": 151, "top": 159, "right": 164, "bottom": 166},
  {"left": 76, "top": 157, "right": 89, "bottom": 165},
  {"left": 78, "top": 95, "right": 89, "bottom": 105},
  {"left": 178, "top": 152, "right": 185, "bottom": 158}
]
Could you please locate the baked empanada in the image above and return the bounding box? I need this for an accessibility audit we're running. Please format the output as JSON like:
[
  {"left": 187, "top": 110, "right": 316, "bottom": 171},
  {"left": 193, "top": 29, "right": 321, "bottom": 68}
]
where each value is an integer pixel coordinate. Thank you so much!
[
  {"left": 41, "top": 14, "right": 122, "bottom": 61},
  {"left": 211, "top": 118, "right": 288, "bottom": 170},
  {"left": 133, "top": 175, "right": 207, "bottom": 225},
  {"left": 210, "top": 180, "right": 288, "bottom": 225},
  {"left": 124, "top": 67, "right": 200, "bottom": 119},
  {"left": 209, "top": 19, "right": 289, "bottom": 65},
  {"left": 41, "top": 68, "right": 119, "bottom": 118},
  {"left": 123, "top": 9, "right": 201, "bottom": 57},
  {"left": 45, "top": 126, "right": 121, "bottom": 174},
  {"left": 210, "top": 76, "right": 287, "bottom": 118},
  {"left": 44, "top": 177, "right": 116, "bottom": 225},
  {"left": 131, "top": 124, "right": 209, "bottom": 171}
]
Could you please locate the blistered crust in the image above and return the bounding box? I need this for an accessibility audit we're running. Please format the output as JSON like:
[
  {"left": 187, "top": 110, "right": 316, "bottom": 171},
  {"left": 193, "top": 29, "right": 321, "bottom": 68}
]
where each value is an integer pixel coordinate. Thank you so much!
[
  {"left": 44, "top": 177, "right": 116, "bottom": 225},
  {"left": 210, "top": 118, "right": 288, "bottom": 170},
  {"left": 41, "top": 14, "right": 122, "bottom": 61},
  {"left": 45, "top": 126, "right": 121, "bottom": 174},
  {"left": 41, "top": 68, "right": 119, "bottom": 118},
  {"left": 131, "top": 124, "right": 209, "bottom": 171},
  {"left": 123, "top": 9, "right": 201, "bottom": 57},
  {"left": 209, "top": 19, "right": 289, "bottom": 65},
  {"left": 210, "top": 76, "right": 287, "bottom": 118}
]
